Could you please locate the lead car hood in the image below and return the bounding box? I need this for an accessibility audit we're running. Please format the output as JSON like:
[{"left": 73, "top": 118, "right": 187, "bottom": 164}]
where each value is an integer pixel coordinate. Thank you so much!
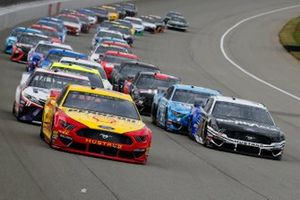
[{"left": 215, "top": 118, "right": 281, "bottom": 138}]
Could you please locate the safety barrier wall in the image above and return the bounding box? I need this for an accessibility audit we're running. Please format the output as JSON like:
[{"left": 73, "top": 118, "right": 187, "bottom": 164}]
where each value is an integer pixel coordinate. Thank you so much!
[{"left": 0, "top": 0, "right": 120, "bottom": 30}]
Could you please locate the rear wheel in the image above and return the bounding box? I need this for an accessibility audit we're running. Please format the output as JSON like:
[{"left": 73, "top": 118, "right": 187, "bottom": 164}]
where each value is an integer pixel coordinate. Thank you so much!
[{"left": 164, "top": 108, "right": 168, "bottom": 131}]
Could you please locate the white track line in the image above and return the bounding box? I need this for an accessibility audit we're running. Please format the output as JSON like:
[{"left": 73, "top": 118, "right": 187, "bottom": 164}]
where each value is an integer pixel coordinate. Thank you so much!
[{"left": 220, "top": 4, "right": 300, "bottom": 101}]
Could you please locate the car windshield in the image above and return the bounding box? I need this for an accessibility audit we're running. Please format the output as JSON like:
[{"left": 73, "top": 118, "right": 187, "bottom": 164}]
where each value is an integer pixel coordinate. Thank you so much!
[
  {"left": 212, "top": 101, "right": 275, "bottom": 125},
  {"left": 58, "top": 16, "right": 79, "bottom": 23},
  {"left": 36, "top": 45, "right": 70, "bottom": 55},
  {"left": 120, "top": 64, "right": 158, "bottom": 78},
  {"left": 38, "top": 29, "right": 59, "bottom": 38},
  {"left": 77, "top": 16, "right": 88, "bottom": 23},
  {"left": 38, "top": 22, "right": 63, "bottom": 32},
  {"left": 46, "top": 52, "right": 85, "bottom": 62},
  {"left": 117, "top": 20, "right": 133, "bottom": 28},
  {"left": 11, "top": 29, "right": 24, "bottom": 37},
  {"left": 19, "top": 35, "right": 47, "bottom": 46},
  {"left": 141, "top": 17, "right": 155, "bottom": 23},
  {"left": 171, "top": 17, "right": 187, "bottom": 23},
  {"left": 99, "top": 21, "right": 113, "bottom": 28},
  {"left": 50, "top": 66, "right": 103, "bottom": 88},
  {"left": 127, "top": 19, "right": 142, "bottom": 25},
  {"left": 95, "top": 45, "right": 128, "bottom": 54},
  {"left": 28, "top": 72, "right": 90, "bottom": 89},
  {"left": 92, "top": 8, "right": 108, "bottom": 15},
  {"left": 96, "top": 31, "right": 122, "bottom": 39},
  {"left": 122, "top": 4, "right": 135, "bottom": 10},
  {"left": 63, "top": 91, "right": 140, "bottom": 120},
  {"left": 109, "top": 26, "right": 130, "bottom": 35},
  {"left": 136, "top": 75, "right": 178, "bottom": 89},
  {"left": 172, "top": 89, "right": 211, "bottom": 104},
  {"left": 103, "top": 55, "right": 136, "bottom": 63}
]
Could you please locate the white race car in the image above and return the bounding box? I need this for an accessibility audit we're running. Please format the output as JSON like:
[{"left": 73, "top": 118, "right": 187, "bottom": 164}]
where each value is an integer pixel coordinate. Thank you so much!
[
  {"left": 89, "top": 43, "right": 130, "bottom": 62},
  {"left": 12, "top": 68, "right": 90, "bottom": 123},
  {"left": 124, "top": 17, "right": 145, "bottom": 35}
]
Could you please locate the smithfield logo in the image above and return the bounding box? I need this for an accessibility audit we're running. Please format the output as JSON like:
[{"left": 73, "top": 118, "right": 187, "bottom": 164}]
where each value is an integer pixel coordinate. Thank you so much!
[{"left": 98, "top": 125, "right": 114, "bottom": 131}]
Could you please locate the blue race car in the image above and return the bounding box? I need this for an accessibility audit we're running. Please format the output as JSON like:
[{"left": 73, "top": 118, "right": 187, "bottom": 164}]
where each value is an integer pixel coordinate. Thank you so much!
[
  {"left": 4, "top": 27, "right": 43, "bottom": 54},
  {"left": 155, "top": 84, "right": 221, "bottom": 133},
  {"left": 39, "top": 48, "right": 88, "bottom": 68},
  {"left": 36, "top": 19, "right": 67, "bottom": 43}
]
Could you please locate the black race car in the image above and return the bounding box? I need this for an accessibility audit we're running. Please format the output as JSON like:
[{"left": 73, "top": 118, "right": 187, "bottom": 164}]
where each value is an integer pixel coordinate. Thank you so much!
[
  {"left": 127, "top": 72, "right": 180, "bottom": 115},
  {"left": 163, "top": 11, "right": 183, "bottom": 24},
  {"left": 166, "top": 16, "right": 188, "bottom": 31},
  {"left": 195, "top": 96, "right": 285, "bottom": 160},
  {"left": 120, "top": 2, "right": 137, "bottom": 17},
  {"left": 111, "top": 61, "right": 160, "bottom": 92}
]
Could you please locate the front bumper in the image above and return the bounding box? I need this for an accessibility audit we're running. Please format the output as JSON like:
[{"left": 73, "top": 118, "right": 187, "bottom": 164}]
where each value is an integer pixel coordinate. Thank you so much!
[
  {"left": 206, "top": 126, "right": 285, "bottom": 158},
  {"left": 16, "top": 97, "right": 44, "bottom": 123},
  {"left": 51, "top": 129, "right": 150, "bottom": 164},
  {"left": 167, "top": 23, "right": 188, "bottom": 31}
]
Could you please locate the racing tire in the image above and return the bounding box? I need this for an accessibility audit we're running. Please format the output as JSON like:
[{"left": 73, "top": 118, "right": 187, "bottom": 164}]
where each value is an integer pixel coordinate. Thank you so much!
[
  {"left": 202, "top": 127, "right": 209, "bottom": 147},
  {"left": 151, "top": 104, "right": 157, "bottom": 124},
  {"left": 272, "top": 154, "right": 282, "bottom": 161},
  {"left": 12, "top": 101, "right": 21, "bottom": 121}
]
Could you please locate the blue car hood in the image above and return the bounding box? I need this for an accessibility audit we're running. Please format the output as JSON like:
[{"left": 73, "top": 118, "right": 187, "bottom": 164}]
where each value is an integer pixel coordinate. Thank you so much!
[{"left": 169, "top": 101, "right": 193, "bottom": 113}]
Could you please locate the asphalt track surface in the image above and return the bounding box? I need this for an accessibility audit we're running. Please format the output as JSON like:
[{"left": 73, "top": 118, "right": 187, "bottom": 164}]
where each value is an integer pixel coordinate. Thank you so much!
[{"left": 1, "top": 0, "right": 300, "bottom": 199}]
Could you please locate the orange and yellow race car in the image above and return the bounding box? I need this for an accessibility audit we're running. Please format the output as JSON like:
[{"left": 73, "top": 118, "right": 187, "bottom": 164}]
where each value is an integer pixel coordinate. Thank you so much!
[{"left": 40, "top": 85, "right": 152, "bottom": 164}]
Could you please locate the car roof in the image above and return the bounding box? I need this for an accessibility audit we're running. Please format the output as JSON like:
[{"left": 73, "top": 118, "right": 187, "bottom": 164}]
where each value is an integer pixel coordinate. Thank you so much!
[
  {"left": 33, "top": 68, "right": 89, "bottom": 80},
  {"left": 173, "top": 84, "right": 220, "bottom": 95},
  {"left": 212, "top": 96, "right": 266, "bottom": 109},
  {"left": 47, "top": 48, "right": 87, "bottom": 57},
  {"left": 50, "top": 62, "right": 100, "bottom": 75},
  {"left": 121, "top": 61, "right": 159, "bottom": 70},
  {"left": 66, "top": 84, "right": 133, "bottom": 102},
  {"left": 139, "top": 72, "right": 179, "bottom": 80},
  {"left": 104, "top": 50, "right": 138, "bottom": 59},
  {"left": 60, "top": 57, "right": 101, "bottom": 67},
  {"left": 35, "top": 41, "right": 72, "bottom": 50},
  {"left": 31, "top": 24, "right": 57, "bottom": 31}
]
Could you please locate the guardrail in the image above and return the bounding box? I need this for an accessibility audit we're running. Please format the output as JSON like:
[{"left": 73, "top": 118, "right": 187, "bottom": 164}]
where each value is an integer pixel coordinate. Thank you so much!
[{"left": 0, "top": 0, "right": 120, "bottom": 30}]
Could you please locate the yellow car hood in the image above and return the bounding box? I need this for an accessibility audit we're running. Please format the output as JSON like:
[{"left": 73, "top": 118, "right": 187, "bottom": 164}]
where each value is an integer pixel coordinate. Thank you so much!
[{"left": 62, "top": 107, "right": 144, "bottom": 134}]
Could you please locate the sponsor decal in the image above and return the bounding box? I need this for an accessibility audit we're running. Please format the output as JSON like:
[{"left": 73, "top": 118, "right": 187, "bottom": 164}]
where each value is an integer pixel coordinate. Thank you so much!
[
  {"left": 217, "top": 118, "right": 277, "bottom": 131},
  {"left": 85, "top": 138, "right": 122, "bottom": 149},
  {"left": 98, "top": 125, "right": 114, "bottom": 131}
]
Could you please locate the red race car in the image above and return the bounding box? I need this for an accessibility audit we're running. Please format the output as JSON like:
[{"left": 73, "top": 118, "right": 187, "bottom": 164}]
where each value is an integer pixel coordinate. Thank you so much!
[
  {"left": 40, "top": 85, "right": 152, "bottom": 164},
  {"left": 57, "top": 14, "right": 81, "bottom": 35},
  {"left": 11, "top": 32, "right": 50, "bottom": 63},
  {"left": 100, "top": 50, "right": 139, "bottom": 80},
  {"left": 31, "top": 24, "right": 61, "bottom": 43}
]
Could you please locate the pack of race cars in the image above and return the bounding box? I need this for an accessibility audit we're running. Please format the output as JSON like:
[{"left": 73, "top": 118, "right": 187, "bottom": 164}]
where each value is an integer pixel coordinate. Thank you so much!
[{"left": 5, "top": 2, "right": 285, "bottom": 164}]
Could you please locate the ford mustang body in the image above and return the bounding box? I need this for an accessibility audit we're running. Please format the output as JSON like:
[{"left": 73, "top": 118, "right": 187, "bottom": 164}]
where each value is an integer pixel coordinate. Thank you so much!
[{"left": 40, "top": 85, "right": 152, "bottom": 164}]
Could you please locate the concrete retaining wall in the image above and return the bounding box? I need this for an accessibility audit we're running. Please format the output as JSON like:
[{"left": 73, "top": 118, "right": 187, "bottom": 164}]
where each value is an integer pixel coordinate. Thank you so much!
[{"left": 0, "top": 0, "right": 121, "bottom": 30}]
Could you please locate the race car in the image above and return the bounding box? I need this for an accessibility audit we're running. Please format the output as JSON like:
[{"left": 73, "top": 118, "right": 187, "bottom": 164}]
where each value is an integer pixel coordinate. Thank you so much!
[
  {"left": 166, "top": 16, "right": 189, "bottom": 31},
  {"left": 49, "top": 62, "right": 104, "bottom": 89},
  {"left": 77, "top": 9, "right": 98, "bottom": 26},
  {"left": 108, "top": 24, "right": 134, "bottom": 45},
  {"left": 88, "top": 7, "right": 109, "bottom": 23},
  {"left": 30, "top": 24, "right": 61, "bottom": 43},
  {"left": 99, "top": 5, "right": 119, "bottom": 21},
  {"left": 120, "top": 2, "right": 138, "bottom": 17},
  {"left": 57, "top": 14, "right": 81, "bottom": 36},
  {"left": 154, "top": 84, "right": 220, "bottom": 133},
  {"left": 96, "top": 20, "right": 115, "bottom": 32},
  {"left": 39, "top": 48, "right": 87, "bottom": 68},
  {"left": 193, "top": 96, "right": 285, "bottom": 160},
  {"left": 11, "top": 33, "right": 50, "bottom": 63},
  {"left": 27, "top": 41, "right": 72, "bottom": 71},
  {"left": 40, "top": 84, "right": 152, "bottom": 164},
  {"left": 12, "top": 68, "right": 91, "bottom": 123},
  {"left": 4, "top": 27, "right": 42, "bottom": 54},
  {"left": 89, "top": 43, "right": 130, "bottom": 62},
  {"left": 110, "top": 61, "right": 160, "bottom": 92},
  {"left": 91, "top": 29, "right": 124, "bottom": 47},
  {"left": 69, "top": 12, "right": 91, "bottom": 33},
  {"left": 100, "top": 50, "right": 139, "bottom": 80},
  {"left": 36, "top": 19, "right": 67, "bottom": 43},
  {"left": 139, "top": 16, "right": 157, "bottom": 33},
  {"left": 148, "top": 15, "right": 166, "bottom": 33},
  {"left": 109, "top": 4, "right": 127, "bottom": 19},
  {"left": 115, "top": 19, "right": 135, "bottom": 35},
  {"left": 128, "top": 72, "right": 180, "bottom": 115},
  {"left": 124, "top": 17, "right": 144, "bottom": 35},
  {"left": 59, "top": 57, "right": 112, "bottom": 90},
  {"left": 163, "top": 11, "right": 183, "bottom": 24}
]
